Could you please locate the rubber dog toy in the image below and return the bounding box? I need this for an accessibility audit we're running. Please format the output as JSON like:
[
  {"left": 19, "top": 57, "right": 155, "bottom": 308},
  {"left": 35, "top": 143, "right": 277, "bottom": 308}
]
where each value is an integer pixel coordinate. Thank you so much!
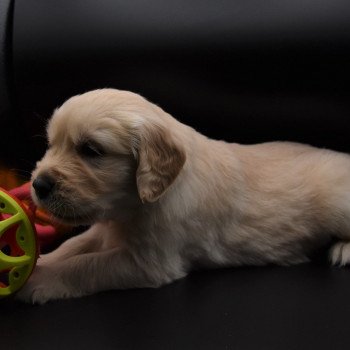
[
  {"left": 0, "top": 188, "right": 38, "bottom": 297},
  {"left": 0, "top": 183, "right": 71, "bottom": 297}
]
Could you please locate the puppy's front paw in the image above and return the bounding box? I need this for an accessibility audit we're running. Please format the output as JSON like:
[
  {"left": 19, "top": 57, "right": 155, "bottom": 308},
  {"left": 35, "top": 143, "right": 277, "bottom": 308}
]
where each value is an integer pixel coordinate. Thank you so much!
[{"left": 16, "top": 264, "right": 74, "bottom": 304}]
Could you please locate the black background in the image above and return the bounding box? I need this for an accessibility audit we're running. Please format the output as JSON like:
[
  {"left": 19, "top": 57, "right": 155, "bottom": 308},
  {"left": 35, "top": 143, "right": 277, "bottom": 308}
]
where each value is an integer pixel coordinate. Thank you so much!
[
  {"left": 8, "top": 0, "right": 350, "bottom": 172},
  {"left": 2, "top": 1, "right": 350, "bottom": 349}
]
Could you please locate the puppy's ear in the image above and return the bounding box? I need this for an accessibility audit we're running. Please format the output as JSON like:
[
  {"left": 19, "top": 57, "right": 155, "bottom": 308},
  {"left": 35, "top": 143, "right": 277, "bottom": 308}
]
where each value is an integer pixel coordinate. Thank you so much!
[{"left": 134, "top": 124, "right": 186, "bottom": 203}]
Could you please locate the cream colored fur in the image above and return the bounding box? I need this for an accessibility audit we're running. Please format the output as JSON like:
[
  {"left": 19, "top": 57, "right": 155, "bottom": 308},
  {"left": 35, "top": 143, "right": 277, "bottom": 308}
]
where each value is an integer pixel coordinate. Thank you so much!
[{"left": 17, "top": 89, "right": 350, "bottom": 304}]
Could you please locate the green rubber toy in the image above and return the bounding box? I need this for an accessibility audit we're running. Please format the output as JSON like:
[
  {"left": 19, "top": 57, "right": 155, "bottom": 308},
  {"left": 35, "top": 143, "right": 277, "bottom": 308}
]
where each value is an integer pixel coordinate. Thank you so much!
[{"left": 0, "top": 189, "right": 38, "bottom": 297}]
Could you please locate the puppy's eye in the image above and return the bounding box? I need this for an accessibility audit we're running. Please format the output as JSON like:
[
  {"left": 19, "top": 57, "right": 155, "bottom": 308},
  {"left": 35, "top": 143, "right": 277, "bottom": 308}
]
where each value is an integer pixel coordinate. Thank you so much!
[{"left": 78, "top": 141, "right": 105, "bottom": 158}]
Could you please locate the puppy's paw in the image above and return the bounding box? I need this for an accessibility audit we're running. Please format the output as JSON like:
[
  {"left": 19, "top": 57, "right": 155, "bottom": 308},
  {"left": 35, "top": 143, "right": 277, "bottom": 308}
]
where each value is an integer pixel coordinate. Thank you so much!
[
  {"left": 330, "top": 241, "right": 350, "bottom": 266},
  {"left": 15, "top": 265, "right": 75, "bottom": 304}
]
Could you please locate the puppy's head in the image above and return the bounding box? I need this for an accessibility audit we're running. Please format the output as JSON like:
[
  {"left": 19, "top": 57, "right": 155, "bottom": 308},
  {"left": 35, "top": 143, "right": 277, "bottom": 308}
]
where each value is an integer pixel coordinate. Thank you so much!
[{"left": 31, "top": 89, "right": 186, "bottom": 225}]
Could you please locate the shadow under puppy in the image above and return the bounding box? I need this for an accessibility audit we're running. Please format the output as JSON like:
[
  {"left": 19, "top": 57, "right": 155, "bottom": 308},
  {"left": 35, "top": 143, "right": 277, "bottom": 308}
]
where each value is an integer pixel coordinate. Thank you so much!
[{"left": 17, "top": 89, "right": 350, "bottom": 304}]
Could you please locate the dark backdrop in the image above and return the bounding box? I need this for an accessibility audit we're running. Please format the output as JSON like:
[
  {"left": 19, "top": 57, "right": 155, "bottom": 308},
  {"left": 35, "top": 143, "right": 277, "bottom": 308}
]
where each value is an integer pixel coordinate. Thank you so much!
[
  {"left": 2, "top": 2, "right": 350, "bottom": 350},
  {"left": 7, "top": 0, "right": 350, "bottom": 173}
]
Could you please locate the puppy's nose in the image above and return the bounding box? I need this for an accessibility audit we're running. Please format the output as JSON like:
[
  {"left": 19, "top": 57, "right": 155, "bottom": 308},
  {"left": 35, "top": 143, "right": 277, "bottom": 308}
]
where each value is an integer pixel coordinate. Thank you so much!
[{"left": 32, "top": 176, "right": 56, "bottom": 200}]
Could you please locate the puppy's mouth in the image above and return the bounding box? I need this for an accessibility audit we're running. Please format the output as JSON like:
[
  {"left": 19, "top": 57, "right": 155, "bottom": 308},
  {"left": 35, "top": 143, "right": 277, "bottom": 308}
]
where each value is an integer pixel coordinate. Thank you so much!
[
  {"left": 35, "top": 196, "right": 97, "bottom": 226},
  {"left": 49, "top": 209, "right": 97, "bottom": 226},
  {"left": 49, "top": 210, "right": 90, "bottom": 225}
]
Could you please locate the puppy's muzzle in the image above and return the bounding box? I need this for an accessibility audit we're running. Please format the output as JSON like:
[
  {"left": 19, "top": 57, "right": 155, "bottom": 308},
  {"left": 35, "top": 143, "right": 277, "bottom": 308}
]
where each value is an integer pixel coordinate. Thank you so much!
[{"left": 32, "top": 175, "right": 56, "bottom": 200}]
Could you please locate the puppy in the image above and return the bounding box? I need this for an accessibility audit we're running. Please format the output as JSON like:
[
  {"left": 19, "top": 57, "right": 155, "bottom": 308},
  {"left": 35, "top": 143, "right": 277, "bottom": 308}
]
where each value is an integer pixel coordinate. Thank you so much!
[{"left": 17, "top": 89, "right": 350, "bottom": 304}]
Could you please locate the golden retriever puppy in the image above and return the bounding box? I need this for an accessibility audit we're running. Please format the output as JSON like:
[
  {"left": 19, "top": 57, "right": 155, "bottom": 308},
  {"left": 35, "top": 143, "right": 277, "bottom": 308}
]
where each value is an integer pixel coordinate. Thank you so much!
[{"left": 17, "top": 89, "right": 350, "bottom": 304}]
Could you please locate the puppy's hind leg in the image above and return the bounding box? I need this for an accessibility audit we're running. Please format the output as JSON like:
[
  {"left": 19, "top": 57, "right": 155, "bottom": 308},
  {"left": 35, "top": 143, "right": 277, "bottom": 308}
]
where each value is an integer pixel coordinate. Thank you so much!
[
  {"left": 329, "top": 241, "right": 350, "bottom": 266},
  {"left": 328, "top": 184, "right": 350, "bottom": 266}
]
